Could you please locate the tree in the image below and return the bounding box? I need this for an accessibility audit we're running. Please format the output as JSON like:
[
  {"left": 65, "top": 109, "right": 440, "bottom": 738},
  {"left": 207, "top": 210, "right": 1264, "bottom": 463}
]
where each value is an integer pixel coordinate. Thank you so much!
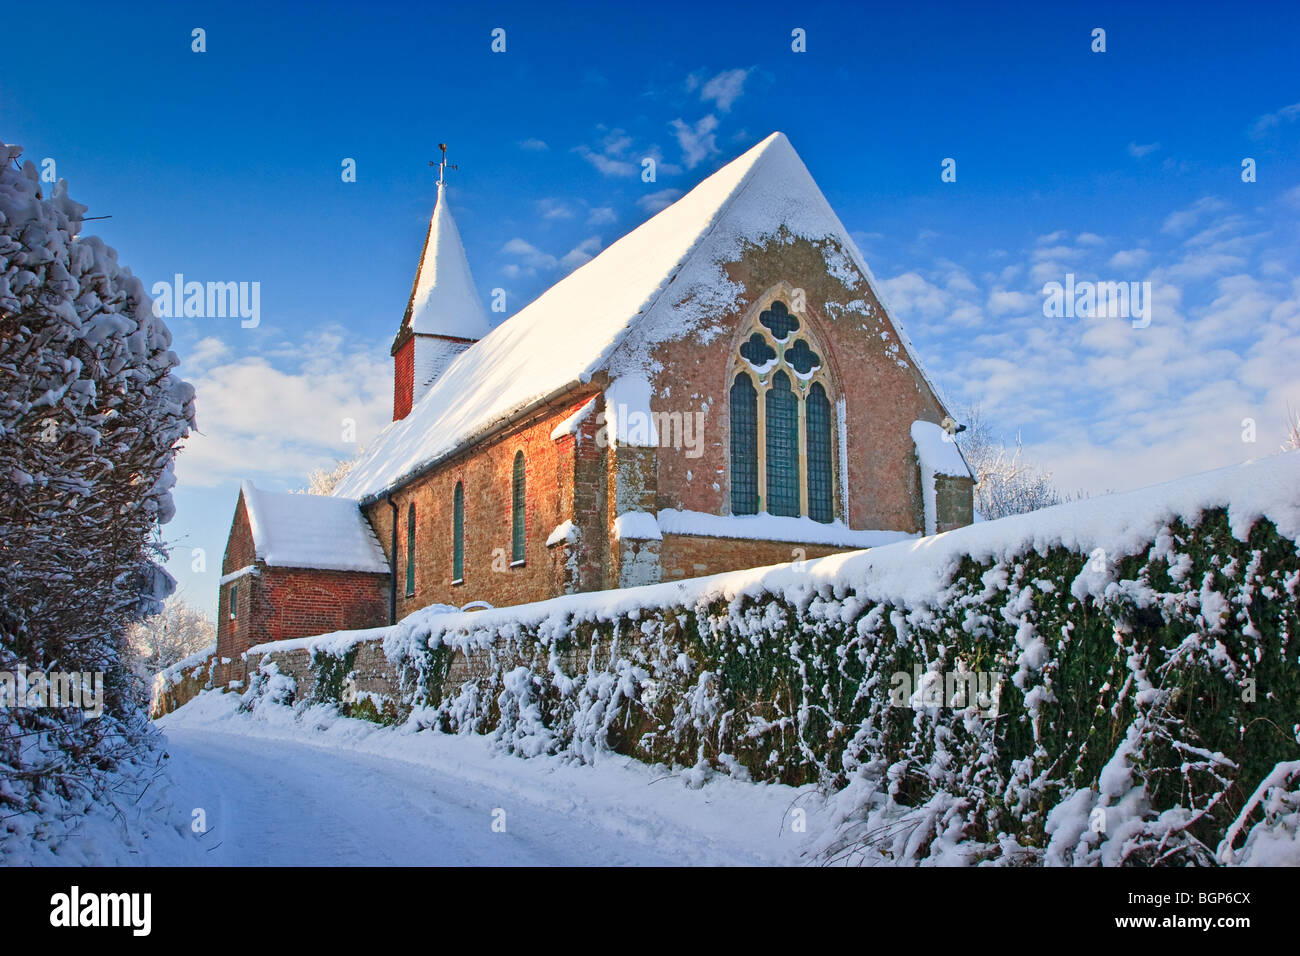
[
  {"left": 0, "top": 140, "right": 196, "bottom": 817},
  {"left": 956, "top": 406, "right": 1064, "bottom": 520},
  {"left": 1284, "top": 405, "right": 1299, "bottom": 453},
  {"left": 297, "top": 454, "right": 358, "bottom": 495},
  {"left": 125, "top": 596, "right": 215, "bottom": 679}
]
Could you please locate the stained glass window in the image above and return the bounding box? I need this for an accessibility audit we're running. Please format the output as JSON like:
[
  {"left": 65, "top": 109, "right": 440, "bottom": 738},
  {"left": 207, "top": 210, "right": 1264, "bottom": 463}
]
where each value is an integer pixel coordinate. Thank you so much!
[
  {"left": 453, "top": 482, "right": 465, "bottom": 582},
  {"left": 806, "top": 383, "right": 834, "bottom": 523},
  {"left": 511, "top": 452, "right": 526, "bottom": 564},
  {"left": 786, "top": 339, "right": 821, "bottom": 375},
  {"left": 740, "top": 333, "right": 776, "bottom": 367},
  {"left": 732, "top": 298, "right": 835, "bottom": 523},
  {"left": 759, "top": 300, "right": 800, "bottom": 340},
  {"left": 766, "top": 371, "right": 800, "bottom": 517},
  {"left": 730, "top": 373, "right": 758, "bottom": 514}
]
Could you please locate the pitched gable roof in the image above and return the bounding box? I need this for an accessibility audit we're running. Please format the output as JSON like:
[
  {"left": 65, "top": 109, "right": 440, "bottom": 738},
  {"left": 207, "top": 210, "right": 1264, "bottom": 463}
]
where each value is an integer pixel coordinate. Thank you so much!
[
  {"left": 241, "top": 480, "right": 390, "bottom": 573},
  {"left": 334, "top": 132, "right": 946, "bottom": 503}
]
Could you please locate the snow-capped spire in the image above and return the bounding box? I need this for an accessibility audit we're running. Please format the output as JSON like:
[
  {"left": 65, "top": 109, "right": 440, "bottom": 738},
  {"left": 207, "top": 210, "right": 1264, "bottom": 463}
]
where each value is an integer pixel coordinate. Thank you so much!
[
  {"left": 402, "top": 179, "right": 491, "bottom": 339},
  {"left": 392, "top": 154, "right": 493, "bottom": 421}
]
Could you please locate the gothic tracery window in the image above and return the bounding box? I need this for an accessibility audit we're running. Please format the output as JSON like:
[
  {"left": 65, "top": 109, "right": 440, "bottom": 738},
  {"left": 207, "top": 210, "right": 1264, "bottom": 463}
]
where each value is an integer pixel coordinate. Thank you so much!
[{"left": 729, "top": 295, "right": 838, "bottom": 523}]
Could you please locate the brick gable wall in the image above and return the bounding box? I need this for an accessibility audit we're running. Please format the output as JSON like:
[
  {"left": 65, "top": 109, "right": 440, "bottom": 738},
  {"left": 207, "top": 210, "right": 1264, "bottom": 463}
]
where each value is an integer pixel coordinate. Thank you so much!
[
  {"left": 645, "top": 235, "right": 952, "bottom": 535},
  {"left": 215, "top": 494, "right": 390, "bottom": 672}
]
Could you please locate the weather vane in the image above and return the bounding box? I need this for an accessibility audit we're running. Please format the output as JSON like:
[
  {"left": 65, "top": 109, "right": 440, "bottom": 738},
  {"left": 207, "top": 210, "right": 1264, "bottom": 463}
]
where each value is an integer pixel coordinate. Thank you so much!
[{"left": 430, "top": 143, "right": 457, "bottom": 187}]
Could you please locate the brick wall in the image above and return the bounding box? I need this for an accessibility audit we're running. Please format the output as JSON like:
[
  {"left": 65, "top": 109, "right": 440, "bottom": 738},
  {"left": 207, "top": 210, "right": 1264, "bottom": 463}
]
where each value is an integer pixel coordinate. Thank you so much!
[
  {"left": 216, "top": 491, "right": 391, "bottom": 663},
  {"left": 364, "top": 392, "right": 599, "bottom": 617},
  {"left": 660, "top": 533, "right": 849, "bottom": 581},
  {"left": 216, "top": 492, "right": 257, "bottom": 663},
  {"left": 392, "top": 334, "right": 415, "bottom": 421},
  {"left": 260, "top": 568, "right": 389, "bottom": 645}
]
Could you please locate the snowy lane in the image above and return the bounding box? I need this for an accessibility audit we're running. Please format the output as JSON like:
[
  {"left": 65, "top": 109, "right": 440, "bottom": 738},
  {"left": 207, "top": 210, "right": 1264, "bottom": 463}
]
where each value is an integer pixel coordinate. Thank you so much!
[
  {"left": 156, "top": 693, "right": 822, "bottom": 866},
  {"left": 164, "top": 726, "right": 684, "bottom": 866}
]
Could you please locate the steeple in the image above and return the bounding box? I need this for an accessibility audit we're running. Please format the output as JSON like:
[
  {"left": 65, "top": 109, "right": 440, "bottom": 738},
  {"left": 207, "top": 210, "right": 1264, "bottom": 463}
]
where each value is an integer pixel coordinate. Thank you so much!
[{"left": 392, "top": 146, "right": 491, "bottom": 421}]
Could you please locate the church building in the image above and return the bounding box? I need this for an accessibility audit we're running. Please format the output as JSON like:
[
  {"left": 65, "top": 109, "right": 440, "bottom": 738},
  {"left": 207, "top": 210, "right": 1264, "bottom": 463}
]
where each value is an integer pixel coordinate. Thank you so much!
[{"left": 215, "top": 132, "right": 974, "bottom": 663}]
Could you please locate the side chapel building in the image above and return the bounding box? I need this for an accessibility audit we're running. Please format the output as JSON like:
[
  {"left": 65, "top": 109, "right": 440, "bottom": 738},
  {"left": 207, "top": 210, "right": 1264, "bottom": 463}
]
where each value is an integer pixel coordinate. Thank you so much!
[{"left": 216, "top": 132, "right": 974, "bottom": 662}]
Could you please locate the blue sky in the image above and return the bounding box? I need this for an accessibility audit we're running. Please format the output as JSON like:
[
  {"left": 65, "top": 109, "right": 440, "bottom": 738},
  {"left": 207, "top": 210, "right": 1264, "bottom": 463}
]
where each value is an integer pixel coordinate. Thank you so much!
[{"left": 4, "top": 0, "right": 1299, "bottom": 615}]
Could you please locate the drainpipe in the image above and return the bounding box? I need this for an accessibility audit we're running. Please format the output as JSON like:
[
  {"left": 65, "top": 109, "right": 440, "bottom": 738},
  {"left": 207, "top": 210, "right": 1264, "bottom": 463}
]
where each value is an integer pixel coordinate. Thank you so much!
[{"left": 385, "top": 492, "right": 398, "bottom": 625}]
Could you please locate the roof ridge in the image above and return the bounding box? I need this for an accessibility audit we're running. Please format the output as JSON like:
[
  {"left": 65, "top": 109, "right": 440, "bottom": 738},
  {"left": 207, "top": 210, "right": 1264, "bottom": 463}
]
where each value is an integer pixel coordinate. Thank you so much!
[{"left": 589, "top": 132, "right": 786, "bottom": 381}]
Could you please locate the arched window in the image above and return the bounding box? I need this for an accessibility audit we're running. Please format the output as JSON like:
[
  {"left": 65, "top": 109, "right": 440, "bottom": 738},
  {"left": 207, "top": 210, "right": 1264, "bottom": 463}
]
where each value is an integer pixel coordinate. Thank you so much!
[
  {"left": 806, "top": 383, "right": 834, "bottom": 523},
  {"left": 728, "top": 295, "right": 838, "bottom": 523},
  {"left": 765, "top": 371, "right": 799, "bottom": 517},
  {"left": 511, "top": 451, "right": 526, "bottom": 565},
  {"left": 730, "top": 373, "right": 758, "bottom": 514},
  {"left": 405, "top": 502, "right": 416, "bottom": 596},
  {"left": 452, "top": 481, "right": 465, "bottom": 583}
]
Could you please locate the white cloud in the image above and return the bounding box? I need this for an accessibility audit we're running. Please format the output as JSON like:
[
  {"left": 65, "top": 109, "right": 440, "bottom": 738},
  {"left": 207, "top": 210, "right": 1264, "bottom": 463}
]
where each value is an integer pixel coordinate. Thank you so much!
[
  {"left": 1127, "top": 141, "right": 1160, "bottom": 158},
  {"left": 1108, "top": 248, "right": 1150, "bottom": 270},
  {"left": 699, "top": 68, "right": 751, "bottom": 112},
  {"left": 1161, "top": 196, "right": 1228, "bottom": 235},
  {"left": 586, "top": 206, "right": 617, "bottom": 226},
  {"left": 893, "top": 197, "right": 1300, "bottom": 498},
  {"left": 987, "top": 290, "right": 1038, "bottom": 316},
  {"left": 1250, "top": 102, "right": 1300, "bottom": 138},
  {"left": 183, "top": 336, "right": 230, "bottom": 371},
  {"left": 574, "top": 128, "right": 639, "bottom": 178},
  {"left": 176, "top": 331, "right": 390, "bottom": 489},
  {"left": 560, "top": 236, "right": 602, "bottom": 271},
  {"left": 638, "top": 188, "right": 683, "bottom": 214},
  {"left": 575, "top": 146, "right": 636, "bottom": 178},
  {"left": 519, "top": 138, "right": 549, "bottom": 151},
  {"left": 501, "top": 237, "right": 558, "bottom": 273},
  {"left": 670, "top": 115, "right": 720, "bottom": 169},
  {"left": 536, "top": 198, "right": 574, "bottom": 220}
]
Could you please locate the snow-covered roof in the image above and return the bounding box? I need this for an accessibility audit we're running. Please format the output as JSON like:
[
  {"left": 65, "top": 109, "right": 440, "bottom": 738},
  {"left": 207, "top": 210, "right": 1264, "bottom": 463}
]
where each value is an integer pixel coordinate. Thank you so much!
[
  {"left": 240, "top": 480, "right": 390, "bottom": 573},
  {"left": 336, "top": 132, "right": 946, "bottom": 503},
  {"left": 403, "top": 182, "right": 492, "bottom": 340}
]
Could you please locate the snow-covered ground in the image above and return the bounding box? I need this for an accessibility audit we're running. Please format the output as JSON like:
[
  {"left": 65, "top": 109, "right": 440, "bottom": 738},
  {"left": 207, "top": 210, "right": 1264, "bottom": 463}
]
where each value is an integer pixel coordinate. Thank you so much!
[{"left": 154, "top": 692, "right": 827, "bottom": 866}]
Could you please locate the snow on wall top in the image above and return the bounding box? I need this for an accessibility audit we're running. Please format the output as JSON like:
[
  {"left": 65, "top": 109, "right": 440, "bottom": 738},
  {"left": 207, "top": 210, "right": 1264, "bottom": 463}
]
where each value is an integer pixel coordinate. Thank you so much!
[
  {"left": 335, "top": 132, "right": 945, "bottom": 502},
  {"left": 911, "top": 421, "right": 972, "bottom": 479},
  {"left": 277, "top": 453, "right": 1300, "bottom": 662},
  {"left": 404, "top": 183, "right": 492, "bottom": 340},
  {"left": 240, "top": 480, "right": 390, "bottom": 573}
]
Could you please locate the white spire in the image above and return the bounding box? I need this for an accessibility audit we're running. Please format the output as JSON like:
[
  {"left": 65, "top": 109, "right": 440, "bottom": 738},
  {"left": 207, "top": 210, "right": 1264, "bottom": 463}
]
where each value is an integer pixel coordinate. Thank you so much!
[{"left": 404, "top": 181, "right": 491, "bottom": 340}]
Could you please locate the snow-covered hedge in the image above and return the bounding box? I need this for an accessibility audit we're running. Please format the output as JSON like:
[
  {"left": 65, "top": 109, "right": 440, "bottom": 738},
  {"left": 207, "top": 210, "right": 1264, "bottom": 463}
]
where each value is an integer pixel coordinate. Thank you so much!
[
  {"left": 1, "top": 137, "right": 196, "bottom": 855},
  {"left": 252, "top": 454, "right": 1300, "bottom": 865}
]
